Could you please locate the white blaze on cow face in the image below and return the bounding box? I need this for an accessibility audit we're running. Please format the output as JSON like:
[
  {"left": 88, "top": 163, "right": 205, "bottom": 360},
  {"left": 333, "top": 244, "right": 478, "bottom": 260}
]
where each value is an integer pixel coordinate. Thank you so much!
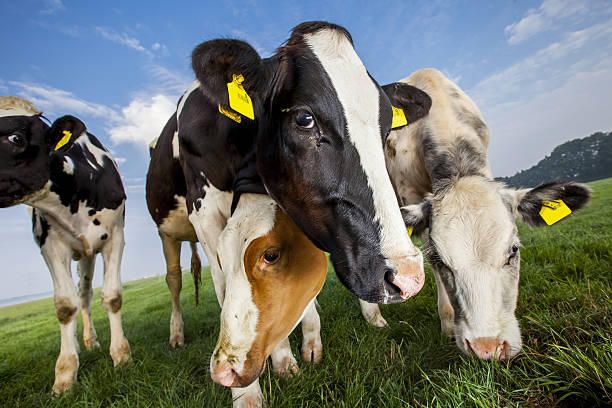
[
  {"left": 209, "top": 194, "right": 327, "bottom": 388},
  {"left": 425, "top": 177, "right": 522, "bottom": 358},
  {"left": 304, "top": 29, "right": 424, "bottom": 302}
]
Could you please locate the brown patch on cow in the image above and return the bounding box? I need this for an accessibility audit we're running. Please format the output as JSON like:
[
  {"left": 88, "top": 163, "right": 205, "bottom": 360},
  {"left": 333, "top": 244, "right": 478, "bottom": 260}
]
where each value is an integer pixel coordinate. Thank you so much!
[
  {"left": 103, "top": 294, "right": 123, "bottom": 313},
  {"left": 242, "top": 208, "right": 327, "bottom": 378},
  {"left": 54, "top": 298, "right": 77, "bottom": 324},
  {"left": 385, "top": 137, "right": 397, "bottom": 158}
]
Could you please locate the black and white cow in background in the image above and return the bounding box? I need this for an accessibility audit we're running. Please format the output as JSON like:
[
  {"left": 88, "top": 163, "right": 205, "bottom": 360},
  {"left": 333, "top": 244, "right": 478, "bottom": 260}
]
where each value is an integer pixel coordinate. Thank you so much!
[
  {"left": 362, "top": 69, "right": 590, "bottom": 359},
  {"left": 0, "top": 96, "right": 130, "bottom": 392},
  {"left": 174, "top": 21, "right": 433, "bottom": 308}
]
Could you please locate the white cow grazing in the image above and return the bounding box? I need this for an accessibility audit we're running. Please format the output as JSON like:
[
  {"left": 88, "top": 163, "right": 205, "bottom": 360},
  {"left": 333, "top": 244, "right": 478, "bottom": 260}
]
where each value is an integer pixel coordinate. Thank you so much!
[{"left": 362, "top": 69, "right": 590, "bottom": 360}]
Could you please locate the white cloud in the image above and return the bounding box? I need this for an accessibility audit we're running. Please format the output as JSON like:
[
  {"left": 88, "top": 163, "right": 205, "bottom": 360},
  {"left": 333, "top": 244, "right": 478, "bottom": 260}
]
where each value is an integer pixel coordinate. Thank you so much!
[
  {"left": 505, "top": 0, "right": 588, "bottom": 45},
  {"left": 147, "top": 65, "right": 191, "bottom": 94},
  {"left": 108, "top": 94, "right": 176, "bottom": 148},
  {"left": 9, "top": 81, "right": 120, "bottom": 120},
  {"left": 95, "top": 27, "right": 153, "bottom": 57},
  {"left": 40, "top": 0, "right": 66, "bottom": 15}
]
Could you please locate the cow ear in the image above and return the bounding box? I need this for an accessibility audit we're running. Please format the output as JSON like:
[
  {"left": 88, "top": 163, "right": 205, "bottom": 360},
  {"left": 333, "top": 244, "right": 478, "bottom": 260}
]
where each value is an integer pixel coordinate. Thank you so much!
[
  {"left": 400, "top": 196, "right": 432, "bottom": 236},
  {"left": 502, "top": 180, "right": 591, "bottom": 227},
  {"left": 191, "top": 39, "right": 267, "bottom": 112},
  {"left": 382, "top": 82, "right": 432, "bottom": 129},
  {"left": 48, "top": 115, "right": 85, "bottom": 152}
]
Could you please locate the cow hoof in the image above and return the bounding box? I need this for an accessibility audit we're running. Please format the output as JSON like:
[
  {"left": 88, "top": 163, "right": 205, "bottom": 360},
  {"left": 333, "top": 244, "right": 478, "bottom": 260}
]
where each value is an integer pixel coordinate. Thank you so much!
[
  {"left": 273, "top": 356, "right": 299, "bottom": 378},
  {"left": 110, "top": 338, "right": 131, "bottom": 366},
  {"left": 301, "top": 339, "right": 323, "bottom": 364},
  {"left": 169, "top": 335, "right": 185, "bottom": 348},
  {"left": 365, "top": 314, "right": 388, "bottom": 328},
  {"left": 84, "top": 337, "right": 100, "bottom": 351},
  {"left": 53, "top": 354, "right": 78, "bottom": 395}
]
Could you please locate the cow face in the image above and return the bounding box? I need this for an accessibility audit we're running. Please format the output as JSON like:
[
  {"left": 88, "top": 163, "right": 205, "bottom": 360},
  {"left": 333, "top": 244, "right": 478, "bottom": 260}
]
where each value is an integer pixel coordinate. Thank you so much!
[
  {"left": 209, "top": 194, "right": 327, "bottom": 387},
  {"left": 402, "top": 178, "right": 590, "bottom": 359},
  {"left": 191, "top": 22, "right": 427, "bottom": 303},
  {"left": 0, "top": 98, "right": 50, "bottom": 207}
]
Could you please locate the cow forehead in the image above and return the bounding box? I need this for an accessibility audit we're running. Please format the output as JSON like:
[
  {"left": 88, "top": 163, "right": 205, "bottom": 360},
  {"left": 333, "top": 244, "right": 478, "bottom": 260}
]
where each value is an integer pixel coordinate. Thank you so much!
[
  {"left": 304, "top": 28, "right": 411, "bottom": 259},
  {"left": 432, "top": 179, "right": 516, "bottom": 268},
  {"left": 217, "top": 194, "right": 277, "bottom": 273}
]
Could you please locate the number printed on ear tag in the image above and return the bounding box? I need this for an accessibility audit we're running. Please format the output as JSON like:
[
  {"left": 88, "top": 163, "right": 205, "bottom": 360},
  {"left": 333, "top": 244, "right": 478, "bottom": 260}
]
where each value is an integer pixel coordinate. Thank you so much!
[
  {"left": 391, "top": 106, "right": 407, "bottom": 128},
  {"left": 227, "top": 74, "right": 254, "bottom": 120},
  {"left": 540, "top": 199, "right": 572, "bottom": 225},
  {"left": 54, "top": 130, "right": 72, "bottom": 151}
]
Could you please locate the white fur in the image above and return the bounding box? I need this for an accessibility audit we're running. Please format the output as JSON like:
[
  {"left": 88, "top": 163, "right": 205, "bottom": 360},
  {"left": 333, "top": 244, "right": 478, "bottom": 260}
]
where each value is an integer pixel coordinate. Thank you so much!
[
  {"left": 176, "top": 79, "right": 201, "bottom": 129},
  {"left": 159, "top": 195, "right": 197, "bottom": 241},
  {"left": 62, "top": 157, "right": 74, "bottom": 175},
  {"left": 305, "top": 29, "right": 420, "bottom": 275}
]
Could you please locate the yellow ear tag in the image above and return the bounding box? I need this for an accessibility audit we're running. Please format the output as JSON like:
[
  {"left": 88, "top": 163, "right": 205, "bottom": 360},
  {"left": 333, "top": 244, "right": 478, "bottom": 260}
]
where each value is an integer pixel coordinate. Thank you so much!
[
  {"left": 407, "top": 226, "right": 414, "bottom": 237},
  {"left": 227, "top": 74, "right": 254, "bottom": 120},
  {"left": 540, "top": 199, "right": 572, "bottom": 225},
  {"left": 218, "top": 104, "right": 241, "bottom": 123},
  {"left": 54, "top": 130, "right": 72, "bottom": 151},
  {"left": 391, "top": 106, "right": 407, "bottom": 129}
]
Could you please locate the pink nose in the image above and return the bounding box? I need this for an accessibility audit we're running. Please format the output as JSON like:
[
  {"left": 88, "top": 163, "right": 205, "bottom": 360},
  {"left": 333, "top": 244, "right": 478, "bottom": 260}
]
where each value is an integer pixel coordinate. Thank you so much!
[
  {"left": 210, "top": 361, "right": 237, "bottom": 387},
  {"left": 391, "top": 256, "right": 425, "bottom": 299},
  {"left": 466, "top": 337, "right": 508, "bottom": 360}
]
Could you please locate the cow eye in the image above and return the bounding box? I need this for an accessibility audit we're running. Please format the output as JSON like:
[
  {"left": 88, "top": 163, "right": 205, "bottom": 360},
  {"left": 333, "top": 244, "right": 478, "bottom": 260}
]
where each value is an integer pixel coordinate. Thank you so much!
[
  {"left": 506, "top": 244, "right": 519, "bottom": 265},
  {"left": 295, "top": 111, "right": 315, "bottom": 129},
  {"left": 7, "top": 134, "right": 26, "bottom": 147},
  {"left": 263, "top": 248, "right": 280, "bottom": 264}
]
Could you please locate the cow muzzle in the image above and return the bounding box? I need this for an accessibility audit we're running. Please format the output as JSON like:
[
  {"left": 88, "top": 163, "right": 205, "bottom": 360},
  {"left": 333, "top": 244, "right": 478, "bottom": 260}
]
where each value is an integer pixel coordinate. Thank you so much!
[
  {"left": 383, "top": 254, "right": 425, "bottom": 304},
  {"left": 210, "top": 351, "right": 264, "bottom": 388},
  {"left": 465, "top": 337, "right": 510, "bottom": 360}
]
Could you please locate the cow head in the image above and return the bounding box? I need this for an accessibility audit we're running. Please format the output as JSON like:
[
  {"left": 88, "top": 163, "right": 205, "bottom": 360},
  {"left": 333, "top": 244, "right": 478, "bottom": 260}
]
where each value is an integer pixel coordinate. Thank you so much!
[
  {"left": 191, "top": 22, "right": 428, "bottom": 303},
  {"left": 402, "top": 178, "right": 590, "bottom": 359},
  {"left": 209, "top": 194, "right": 327, "bottom": 387},
  {"left": 0, "top": 96, "right": 81, "bottom": 207}
]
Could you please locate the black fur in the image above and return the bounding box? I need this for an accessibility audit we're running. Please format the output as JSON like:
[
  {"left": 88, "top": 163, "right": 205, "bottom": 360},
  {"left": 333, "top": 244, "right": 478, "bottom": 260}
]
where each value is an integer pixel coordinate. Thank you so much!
[
  {"left": 381, "top": 82, "right": 432, "bottom": 130},
  {"left": 516, "top": 180, "right": 591, "bottom": 227}
]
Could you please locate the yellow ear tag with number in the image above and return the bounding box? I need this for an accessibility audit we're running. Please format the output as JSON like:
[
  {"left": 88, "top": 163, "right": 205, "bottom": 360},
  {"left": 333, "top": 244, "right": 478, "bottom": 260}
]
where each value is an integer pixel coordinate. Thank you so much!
[
  {"left": 54, "top": 130, "right": 72, "bottom": 151},
  {"left": 407, "top": 226, "right": 413, "bottom": 237},
  {"left": 539, "top": 199, "right": 572, "bottom": 225},
  {"left": 391, "top": 106, "right": 407, "bottom": 129},
  {"left": 227, "top": 74, "right": 254, "bottom": 120}
]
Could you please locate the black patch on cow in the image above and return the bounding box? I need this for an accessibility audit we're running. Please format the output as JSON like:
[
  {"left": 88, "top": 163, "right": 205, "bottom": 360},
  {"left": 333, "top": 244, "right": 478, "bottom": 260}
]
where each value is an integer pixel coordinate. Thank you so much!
[
  {"left": 88, "top": 209, "right": 96, "bottom": 216},
  {"left": 516, "top": 180, "right": 591, "bottom": 227},
  {"left": 286, "top": 21, "right": 353, "bottom": 46},
  {"left": 421, "top": 133, "right": 488, "bottom": 195},
  {"left": 381, "top": 82, "right": 432, "bottom": 130},
  {"left": 48, "top": 115, "right": 85, "bottom": 152},
  {"left": 31, "top": 208, "right": 50, "bottom": 247},
  {"left": 100, "top": 233, "right": 108, "bottom": 240},
  {"left": 48, "top": 130, "right": 125, "bottom": 214},
  {"left": 93, "top": 219, "right": 100, "bottom": 225}
]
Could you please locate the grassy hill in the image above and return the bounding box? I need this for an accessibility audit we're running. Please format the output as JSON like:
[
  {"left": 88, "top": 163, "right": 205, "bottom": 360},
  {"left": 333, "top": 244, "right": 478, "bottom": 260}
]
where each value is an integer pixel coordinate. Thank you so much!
[
  {"left": 497, "top": 131, "right": 612, "bottom": 188},
  {"left": 1, "top": 178, "right": 611, "bottom": 407}
]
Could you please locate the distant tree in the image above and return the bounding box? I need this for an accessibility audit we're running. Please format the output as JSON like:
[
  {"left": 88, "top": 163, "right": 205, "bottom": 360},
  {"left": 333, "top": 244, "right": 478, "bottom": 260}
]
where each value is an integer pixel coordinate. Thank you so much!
[{"left": 496, "top": 131, "right": 612, "bottom": 188}]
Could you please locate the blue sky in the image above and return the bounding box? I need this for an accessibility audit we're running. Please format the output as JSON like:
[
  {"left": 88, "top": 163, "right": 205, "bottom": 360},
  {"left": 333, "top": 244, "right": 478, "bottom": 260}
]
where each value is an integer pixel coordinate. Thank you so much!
[{"left": 1, "top": 0, "right": 611, "bottom": 301}]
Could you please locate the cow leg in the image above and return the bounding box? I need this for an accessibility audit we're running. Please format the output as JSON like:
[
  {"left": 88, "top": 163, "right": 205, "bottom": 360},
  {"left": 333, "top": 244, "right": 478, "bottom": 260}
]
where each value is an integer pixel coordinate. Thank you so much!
[
  {"left": 301, "top": 300, "right": 323, "bottom": 363},
  {"left": 270, "top": 337, "right": 299, "bottom": 377},
  {"left": 358, "top": 299, "right": 388, "bottom": 327},
  {"left": 40, "top": 236, "right": 80, "bottom": 394},
  {"left": 78, "top": 256, "right": 100, "bottom": 350},
  {"left": 231, "top": 378, "right": 263, "bottom": 408},
  {"left": 160, "top": 233, "right": 185, "bottom": 348},
  {"left": 100, "top": 226, "right": 131, "bottom": 366},
  {"left": 433, "top": 266, "right": 454, "bottom": 336}
]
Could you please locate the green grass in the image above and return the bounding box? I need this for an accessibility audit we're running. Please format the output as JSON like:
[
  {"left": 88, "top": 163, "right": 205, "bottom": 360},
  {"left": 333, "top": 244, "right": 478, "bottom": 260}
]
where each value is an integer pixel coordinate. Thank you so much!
[{"left": 1, "top": 178, "right": 611, "bottom": 407}]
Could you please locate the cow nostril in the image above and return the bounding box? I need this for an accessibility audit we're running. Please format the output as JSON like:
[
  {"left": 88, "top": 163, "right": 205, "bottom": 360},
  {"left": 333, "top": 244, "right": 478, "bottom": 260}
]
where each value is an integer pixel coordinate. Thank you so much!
[{"left": 383, "top": 269, "right": 401, "bottom": 297}]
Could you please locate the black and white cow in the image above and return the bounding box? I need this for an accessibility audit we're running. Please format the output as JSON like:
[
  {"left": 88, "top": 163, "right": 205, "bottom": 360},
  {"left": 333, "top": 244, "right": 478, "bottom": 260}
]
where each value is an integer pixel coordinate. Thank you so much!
[
  {"left": 0, "top": 96, "right": 130, "bottom": 392},
  {"left": 172, "top": 21, "right": 432, "bottom": 306},
  {"left": 363, "top": 69, "right": 590, "bottom": 359},
  {"left": 147, "top": 121, "right": 327, "bottom": 407}
]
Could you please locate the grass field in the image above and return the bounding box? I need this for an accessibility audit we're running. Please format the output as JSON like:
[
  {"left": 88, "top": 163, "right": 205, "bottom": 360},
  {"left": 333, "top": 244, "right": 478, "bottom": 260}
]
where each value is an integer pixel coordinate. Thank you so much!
[{"left": 1, "top": 178, "right": 611, "bottom": 407}]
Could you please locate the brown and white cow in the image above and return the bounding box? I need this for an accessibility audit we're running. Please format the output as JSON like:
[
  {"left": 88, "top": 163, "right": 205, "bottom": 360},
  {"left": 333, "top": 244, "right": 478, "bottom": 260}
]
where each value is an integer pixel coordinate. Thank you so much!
[
  {"left": 361, "top": 69, "right": 590, "bottom": 359},
  {"left": 147, "top": 114, "right": 327, "bottom": 407},
  {"left": 0, "top": 96, "right": 130, "bottom": 392}
]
